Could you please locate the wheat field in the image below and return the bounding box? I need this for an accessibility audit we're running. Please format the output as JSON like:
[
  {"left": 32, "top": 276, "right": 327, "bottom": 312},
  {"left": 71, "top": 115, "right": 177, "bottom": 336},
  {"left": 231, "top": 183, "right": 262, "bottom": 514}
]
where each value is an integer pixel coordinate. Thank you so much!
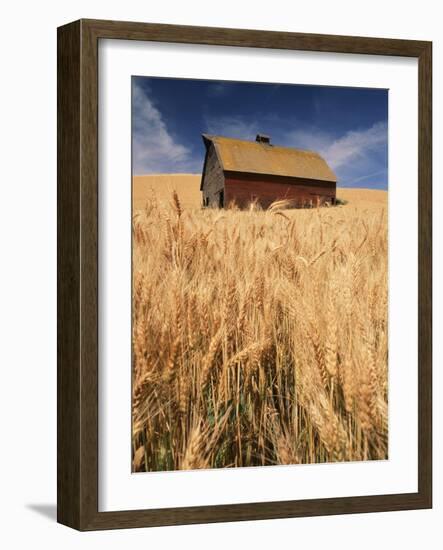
[{"left": 132, "top": 176, "right": 388, "bottom": 472}]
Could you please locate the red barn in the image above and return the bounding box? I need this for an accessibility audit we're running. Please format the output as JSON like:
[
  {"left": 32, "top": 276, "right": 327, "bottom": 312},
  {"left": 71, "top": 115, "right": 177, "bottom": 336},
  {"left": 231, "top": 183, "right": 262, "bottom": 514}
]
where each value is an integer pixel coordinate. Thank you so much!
[{"left": 201, "top": 134, "right": 337, "bottom": 209}]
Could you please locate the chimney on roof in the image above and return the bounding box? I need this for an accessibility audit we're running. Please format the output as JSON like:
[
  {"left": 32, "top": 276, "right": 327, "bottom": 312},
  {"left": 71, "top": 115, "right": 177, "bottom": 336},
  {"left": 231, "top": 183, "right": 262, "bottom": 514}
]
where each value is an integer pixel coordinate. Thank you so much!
[{"left": 256, "top": 134, "right": 271, "bottom": 145}]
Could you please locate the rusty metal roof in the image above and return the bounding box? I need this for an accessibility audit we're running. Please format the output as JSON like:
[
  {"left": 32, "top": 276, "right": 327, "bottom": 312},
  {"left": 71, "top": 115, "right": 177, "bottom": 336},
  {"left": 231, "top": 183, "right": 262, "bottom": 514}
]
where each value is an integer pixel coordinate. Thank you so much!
[{"left": 202, "top": 134, "right": 337, "bottom": 183}]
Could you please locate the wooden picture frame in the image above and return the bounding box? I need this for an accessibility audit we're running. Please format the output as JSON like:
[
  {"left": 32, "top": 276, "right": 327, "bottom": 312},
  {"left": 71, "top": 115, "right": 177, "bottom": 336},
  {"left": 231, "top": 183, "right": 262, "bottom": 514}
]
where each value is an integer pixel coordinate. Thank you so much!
[{"left": 57, "top": 18, "right": 432, "bottom": 530}]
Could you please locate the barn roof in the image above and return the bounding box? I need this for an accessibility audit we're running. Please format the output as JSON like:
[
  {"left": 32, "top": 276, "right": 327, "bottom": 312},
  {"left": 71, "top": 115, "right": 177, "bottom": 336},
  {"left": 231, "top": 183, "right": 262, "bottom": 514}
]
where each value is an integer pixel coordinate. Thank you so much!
[{"left": 202, "top": 134, "right": 337, "bottom": 183}]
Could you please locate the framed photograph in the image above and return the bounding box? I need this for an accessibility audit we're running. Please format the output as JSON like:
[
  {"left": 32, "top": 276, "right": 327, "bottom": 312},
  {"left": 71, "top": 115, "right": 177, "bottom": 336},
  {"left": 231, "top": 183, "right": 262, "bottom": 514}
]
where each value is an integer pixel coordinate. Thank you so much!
[{"left": 57, "top": 19, "right": 432, "bottom": 530}]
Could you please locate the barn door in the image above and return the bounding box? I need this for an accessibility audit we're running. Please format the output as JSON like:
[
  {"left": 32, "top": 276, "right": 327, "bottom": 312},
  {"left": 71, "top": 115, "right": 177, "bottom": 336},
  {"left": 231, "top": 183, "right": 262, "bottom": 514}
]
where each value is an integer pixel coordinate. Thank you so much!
[{"left": 219, "top": 190, "right": 224, "bottom": 208}]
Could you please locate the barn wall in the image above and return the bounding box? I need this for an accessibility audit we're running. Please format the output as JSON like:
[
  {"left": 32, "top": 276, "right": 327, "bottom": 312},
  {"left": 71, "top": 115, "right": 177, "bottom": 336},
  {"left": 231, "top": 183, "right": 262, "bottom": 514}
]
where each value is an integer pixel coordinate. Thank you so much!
[
  {"left": 224, "top": 173, "right": 336, "bottom": 209},
  {"left": 202, "top": 144, "right": 225, "bottom": 207}
]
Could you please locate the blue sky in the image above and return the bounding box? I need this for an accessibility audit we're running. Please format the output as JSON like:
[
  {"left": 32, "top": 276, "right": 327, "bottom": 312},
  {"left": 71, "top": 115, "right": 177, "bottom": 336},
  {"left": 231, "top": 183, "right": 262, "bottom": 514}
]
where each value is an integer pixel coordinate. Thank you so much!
[{"left": 132, "top": 77, "right": 388, "bottom": 189}]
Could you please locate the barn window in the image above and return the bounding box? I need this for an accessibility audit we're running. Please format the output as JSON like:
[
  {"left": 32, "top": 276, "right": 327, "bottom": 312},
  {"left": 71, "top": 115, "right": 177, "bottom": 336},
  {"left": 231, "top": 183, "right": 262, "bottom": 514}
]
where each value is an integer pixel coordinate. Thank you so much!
[{"left": 218, "top": 190, "right": 224, "bottom": 208}]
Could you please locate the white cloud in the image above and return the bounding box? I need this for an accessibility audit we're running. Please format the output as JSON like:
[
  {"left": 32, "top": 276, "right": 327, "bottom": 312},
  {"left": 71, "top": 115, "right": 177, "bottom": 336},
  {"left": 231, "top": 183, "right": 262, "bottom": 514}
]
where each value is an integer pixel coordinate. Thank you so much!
[
  {"left": 286, "top": 121, "right": 387, "bottom": 186},
  {"left": 132, "top": 83, "right": 198, "bottom": 174},
  {"left": 207, "top": 83, "right": 231, "bottom": 97},
  {"left": 287, "top": 121, "right": 387, "bottom": 170},
  {"left": 346, "top": 169, "right": 387, "bottom": 186},
  {"left": 322, "top": 121, "right": 387, "bottom": 170}
]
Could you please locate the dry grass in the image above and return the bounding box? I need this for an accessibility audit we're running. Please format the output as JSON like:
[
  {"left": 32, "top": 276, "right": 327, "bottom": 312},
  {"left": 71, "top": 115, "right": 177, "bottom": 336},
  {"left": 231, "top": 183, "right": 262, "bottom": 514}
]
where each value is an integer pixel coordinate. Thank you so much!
[
  {"left": 132, "top": 178, "right": 388, "bottom": 472},
  {"left": 133, "top": 174, "right": 201, "bottom": 211}
]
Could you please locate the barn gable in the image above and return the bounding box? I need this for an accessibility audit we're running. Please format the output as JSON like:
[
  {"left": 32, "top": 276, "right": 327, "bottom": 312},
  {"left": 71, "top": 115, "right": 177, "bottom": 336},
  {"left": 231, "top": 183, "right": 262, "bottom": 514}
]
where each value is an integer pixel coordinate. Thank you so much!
[{"left": 201, "top": 140, "right": 225, "bottom": 207}]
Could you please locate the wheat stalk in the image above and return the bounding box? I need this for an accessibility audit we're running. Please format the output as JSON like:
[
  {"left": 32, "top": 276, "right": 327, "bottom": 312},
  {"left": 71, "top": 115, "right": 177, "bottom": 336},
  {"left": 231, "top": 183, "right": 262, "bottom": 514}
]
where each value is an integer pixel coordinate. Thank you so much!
[{"left": 132, "top": 190, "right": 388, "bottom": 471}]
